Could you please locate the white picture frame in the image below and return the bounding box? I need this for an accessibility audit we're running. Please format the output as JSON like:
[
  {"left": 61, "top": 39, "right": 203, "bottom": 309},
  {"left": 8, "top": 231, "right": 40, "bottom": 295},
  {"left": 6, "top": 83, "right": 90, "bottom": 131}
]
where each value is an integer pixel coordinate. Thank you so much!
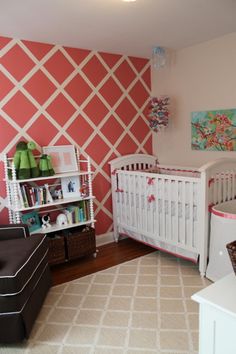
[
  {"left": 42, "top": 145, "right": 78, "bottom": 173},
  {"left": 61, "top": 176, "right": 81, "bottom": 199}
]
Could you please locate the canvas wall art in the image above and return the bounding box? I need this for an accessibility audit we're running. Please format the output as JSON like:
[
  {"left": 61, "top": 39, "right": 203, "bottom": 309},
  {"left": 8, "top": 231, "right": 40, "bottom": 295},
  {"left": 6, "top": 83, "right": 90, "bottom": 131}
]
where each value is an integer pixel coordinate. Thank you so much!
[{"left": 191, "top": 109, "right": 236, "bottom": 151}]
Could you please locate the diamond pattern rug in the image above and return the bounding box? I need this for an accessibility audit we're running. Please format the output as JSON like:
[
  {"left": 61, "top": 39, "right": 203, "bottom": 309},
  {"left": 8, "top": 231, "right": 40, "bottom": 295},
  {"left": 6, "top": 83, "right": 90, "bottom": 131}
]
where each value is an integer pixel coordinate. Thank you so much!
[{"left": 1, "top": 252, "right": 211, "bottom": 354}]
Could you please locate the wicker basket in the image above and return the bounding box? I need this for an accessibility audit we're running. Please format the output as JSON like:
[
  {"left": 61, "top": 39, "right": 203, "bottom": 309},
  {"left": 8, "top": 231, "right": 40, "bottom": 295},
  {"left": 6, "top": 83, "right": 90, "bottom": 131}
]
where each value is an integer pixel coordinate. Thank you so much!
[
  {"left": 65, "top": 226, "right": 96, "bottom": 260},
  {"left": 47, "top": 235, "right": 66, "bottom": 265},
  {"left": 226, "top": 240, "right": 236, "bottom": 275}
]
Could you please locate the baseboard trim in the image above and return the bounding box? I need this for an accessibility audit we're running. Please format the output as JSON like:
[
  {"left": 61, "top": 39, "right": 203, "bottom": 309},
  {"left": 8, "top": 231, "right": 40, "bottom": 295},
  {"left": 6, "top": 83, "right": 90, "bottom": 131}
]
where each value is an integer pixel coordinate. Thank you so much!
[
  {"left": 96, "top": 232, "right": 114, "bottom": 247},
  {"left": 96, "top": 232, "right": 127, "bottom": 247}
]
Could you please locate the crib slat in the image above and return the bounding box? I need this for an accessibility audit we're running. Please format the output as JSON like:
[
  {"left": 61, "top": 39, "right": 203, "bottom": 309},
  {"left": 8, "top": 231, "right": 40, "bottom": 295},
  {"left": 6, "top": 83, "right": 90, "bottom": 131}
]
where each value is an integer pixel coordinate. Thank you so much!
[
  {"left": 128, "top": 174, "right": 132, "bottom": 226},
  {"left": 213, "top": 176, "right": 217, "bottom": 205},
  {"left": 189, "top": 181, "right": 194, "bottom": 248},
  {"left": 119, "top": 173, "right": 123, "bottom": 224},
  {"left": 217, "top": 174, "right": 221, "bottom": 203},
  {"left": 140, "top": 175, "right": 144, "bottom": 231},
  {"left": 156, "top": 178, "right": 160, "bottom": 237},
  {"left": 174, "top": 180, "right": 179, "bottom": 244},
  {"left": 222, "top": 172, "right": 227, "bottom": 202},
  {"left": 227, "top": 171, "right": 231, "bottom": 201},
  {"left": 167, "top": 179, "right": 171, "bottom": 241},
  {"left": 233, "top": 171, "right": 236, "bottom": 199},
  {"left": 161, "top": 178, "right": 165, "bottom": 239},
  {"left": 182, "top": 181, "right": 186, "bottom": 245},
  {"left": 125, "top": 173, "right": 128, "bottom": 224},
  {"left": 142, "top": 175, "right": 146, "bottom": 232},
  {"left": 117, "top": 172, "right": 123, "bottom": 227},
  {"left": 144, "top": 176, "right": 148, "bottom": 233},
  {"left": 134, "top": 175, "right": 137, "bottom": 228},
  {"left": 139, "top": 175, "right": 143, "bottom": 231},
  {"left": 152, "top": 177, "right": 156, "bottom": 235}
]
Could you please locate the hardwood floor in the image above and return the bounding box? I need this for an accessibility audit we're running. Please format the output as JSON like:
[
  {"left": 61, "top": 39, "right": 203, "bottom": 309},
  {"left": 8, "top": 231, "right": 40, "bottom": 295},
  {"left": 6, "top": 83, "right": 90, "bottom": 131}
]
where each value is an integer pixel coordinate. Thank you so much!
[{"left": 50, "top": 238, "right": 154, "bottom": 286}]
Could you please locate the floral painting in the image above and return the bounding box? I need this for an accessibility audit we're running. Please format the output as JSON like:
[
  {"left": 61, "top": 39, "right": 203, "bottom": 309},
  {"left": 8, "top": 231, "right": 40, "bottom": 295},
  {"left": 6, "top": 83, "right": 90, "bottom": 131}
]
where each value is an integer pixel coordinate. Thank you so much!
[{"left": 191, "top": 109, "right": 236, "bottom": 151}]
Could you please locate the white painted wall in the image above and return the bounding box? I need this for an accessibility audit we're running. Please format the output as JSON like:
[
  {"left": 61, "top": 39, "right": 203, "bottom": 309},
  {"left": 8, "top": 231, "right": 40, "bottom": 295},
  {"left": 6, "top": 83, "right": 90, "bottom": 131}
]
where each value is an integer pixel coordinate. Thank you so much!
[{"left": 151, "top": 33, "right": 236, "bottom": 168}]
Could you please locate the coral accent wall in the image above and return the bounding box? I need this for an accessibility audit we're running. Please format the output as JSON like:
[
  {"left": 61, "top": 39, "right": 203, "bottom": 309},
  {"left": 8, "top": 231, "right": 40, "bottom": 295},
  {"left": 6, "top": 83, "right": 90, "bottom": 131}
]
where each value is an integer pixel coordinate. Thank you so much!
[{"left": 0, "top": 36, "right": 152, "bottom": 235}]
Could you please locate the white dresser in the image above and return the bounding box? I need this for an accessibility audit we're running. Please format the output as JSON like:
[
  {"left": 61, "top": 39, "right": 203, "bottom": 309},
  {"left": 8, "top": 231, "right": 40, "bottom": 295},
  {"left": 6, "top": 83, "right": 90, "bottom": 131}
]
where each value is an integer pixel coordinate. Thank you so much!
[{"left": 192, "top": 273, "right": 236, "bottom": 354}]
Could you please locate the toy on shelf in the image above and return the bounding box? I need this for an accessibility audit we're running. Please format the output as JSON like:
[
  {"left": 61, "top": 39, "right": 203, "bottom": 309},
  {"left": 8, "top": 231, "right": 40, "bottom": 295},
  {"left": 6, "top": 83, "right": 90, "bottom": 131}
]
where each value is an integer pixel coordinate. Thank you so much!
[
  {"left": 56, "top": 213, "right": 68, "bottom": 226},
  {"left": 13, "top": 141, "right": 39, "bottom": 179},
  {"left": 39, "top": 154, "right": 55, "bottom": 177},
  {"left": 80, "top": 180, "right": 89, "bottom": 198},
  {"left": 51, "top": 188, "right": 63, "bottom": 200},
  {"left": 41, "top": 213, "right": 51, "bottom": 229},
  {"left": 44, "top": 183, "right": 53, "bottom": 204}
]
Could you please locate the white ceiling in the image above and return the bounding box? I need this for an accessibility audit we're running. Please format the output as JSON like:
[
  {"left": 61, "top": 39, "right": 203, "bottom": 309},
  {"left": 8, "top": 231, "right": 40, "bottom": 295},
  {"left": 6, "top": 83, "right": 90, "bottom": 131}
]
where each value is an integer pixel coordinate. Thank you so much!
[{"left": 0, "top": 0, "right": 236, "bottom": 58}]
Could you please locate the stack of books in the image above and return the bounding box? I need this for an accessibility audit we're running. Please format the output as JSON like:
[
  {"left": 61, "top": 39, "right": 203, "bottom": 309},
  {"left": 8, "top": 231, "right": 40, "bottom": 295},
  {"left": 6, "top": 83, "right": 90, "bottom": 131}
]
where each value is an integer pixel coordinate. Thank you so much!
[
  {"left": 64, "top": 201, "right": 90, "bottom": 224},
  {"left": 17, "top": 184, "right": 48, "bottom": 208}
]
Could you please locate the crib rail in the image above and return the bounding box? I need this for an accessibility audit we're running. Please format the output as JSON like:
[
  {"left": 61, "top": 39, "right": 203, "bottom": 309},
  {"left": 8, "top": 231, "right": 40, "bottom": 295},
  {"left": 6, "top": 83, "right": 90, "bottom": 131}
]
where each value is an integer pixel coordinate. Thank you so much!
[
  {"left": 115, "top": 170, "right": 200, "bottom": 253},
  {"left": 209, "top": 170, "right": 236, "bottom": 205}
]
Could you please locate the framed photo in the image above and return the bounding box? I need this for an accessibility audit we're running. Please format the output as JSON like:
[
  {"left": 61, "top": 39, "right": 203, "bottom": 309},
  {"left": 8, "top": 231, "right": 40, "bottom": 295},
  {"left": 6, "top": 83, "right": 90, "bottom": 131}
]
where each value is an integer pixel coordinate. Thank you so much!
[
  {"left": 21, "top": 211, "right": 41, "bottom": 232},
  {"left": 61, "top": 176, "right": 81, "bottom": 199},
  {"left": 42, "top": 145, "right": 78, "bottom": 173}
]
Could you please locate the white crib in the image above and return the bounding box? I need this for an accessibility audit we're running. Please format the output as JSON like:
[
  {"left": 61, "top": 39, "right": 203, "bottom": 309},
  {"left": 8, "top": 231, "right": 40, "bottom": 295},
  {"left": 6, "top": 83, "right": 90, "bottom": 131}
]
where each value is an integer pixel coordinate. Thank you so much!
[{"left": 109, "top": 154, "right": 236, "bottom": 276}]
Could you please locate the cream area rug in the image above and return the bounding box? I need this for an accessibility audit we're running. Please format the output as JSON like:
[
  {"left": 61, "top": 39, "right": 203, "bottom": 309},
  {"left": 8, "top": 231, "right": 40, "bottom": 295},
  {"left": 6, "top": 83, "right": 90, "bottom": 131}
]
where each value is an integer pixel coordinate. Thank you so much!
[{"left": 1, "top": 251, "right": 211, "bottom": 354}]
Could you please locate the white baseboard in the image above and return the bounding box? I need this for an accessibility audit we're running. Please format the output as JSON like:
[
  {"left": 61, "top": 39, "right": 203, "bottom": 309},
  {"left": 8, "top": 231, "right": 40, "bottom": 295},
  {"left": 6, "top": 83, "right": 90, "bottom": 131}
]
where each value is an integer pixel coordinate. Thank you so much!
[
  {"left": 96, "top": 232, "right": 114, "bottom": 247},
  {"left": 95, "top": 232, "right": 127, "bottom": 247}
]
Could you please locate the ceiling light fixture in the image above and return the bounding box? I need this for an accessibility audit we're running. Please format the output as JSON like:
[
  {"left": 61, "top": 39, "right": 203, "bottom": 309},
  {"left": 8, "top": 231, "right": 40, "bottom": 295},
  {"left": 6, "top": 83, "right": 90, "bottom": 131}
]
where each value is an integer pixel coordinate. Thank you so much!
[
  {"left": 122, "top": 0, "right": 137, "bottom": 2},
  {"left": 152, "top": 46, "right": 168, "bottom": 70}
]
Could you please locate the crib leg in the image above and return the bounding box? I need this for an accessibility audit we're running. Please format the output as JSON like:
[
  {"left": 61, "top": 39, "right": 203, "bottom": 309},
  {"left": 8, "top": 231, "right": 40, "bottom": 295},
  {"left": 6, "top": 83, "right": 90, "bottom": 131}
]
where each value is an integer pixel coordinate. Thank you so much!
[
  {"left": 199, "top": 255, "right": 207, "bottom": 278},
  {"left": 114, "top": 233, "right": 120, "bottom": 243},
  {"left": 113, "top": 226, "right": 120, "bottom": 242},
  {"left": 200, "top": 271, "right": 205, "bottom": 278}
]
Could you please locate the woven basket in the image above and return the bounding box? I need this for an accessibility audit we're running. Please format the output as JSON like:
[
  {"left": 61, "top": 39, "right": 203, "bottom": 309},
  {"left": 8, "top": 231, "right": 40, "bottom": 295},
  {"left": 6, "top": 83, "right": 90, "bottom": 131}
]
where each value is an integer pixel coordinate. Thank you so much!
[
  {"left": 226, "top": 240, "right": 236, "bottom": 275},
  {"left": 47, "top": 236, "right": 66, "bottom": 265},
  {"left": 65, "top": 226, "right": 96, "bottom": 260}
]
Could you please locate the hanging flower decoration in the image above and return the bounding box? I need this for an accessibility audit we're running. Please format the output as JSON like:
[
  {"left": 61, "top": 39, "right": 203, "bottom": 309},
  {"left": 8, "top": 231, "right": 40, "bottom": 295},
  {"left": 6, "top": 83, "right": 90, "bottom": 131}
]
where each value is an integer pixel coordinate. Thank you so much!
[{"left": 148, "top": 96, "right": 170, "bottom": 132}]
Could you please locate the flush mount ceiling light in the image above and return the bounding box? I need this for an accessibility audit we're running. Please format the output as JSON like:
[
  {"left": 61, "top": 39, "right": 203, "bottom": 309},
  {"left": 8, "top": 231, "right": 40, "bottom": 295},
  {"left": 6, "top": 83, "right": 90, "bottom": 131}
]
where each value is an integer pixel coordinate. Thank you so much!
[
  {"left": 122, "top": 0, "right": 137, "bottom": 2},
  {"left": 152, "top": 46, "right": 168, "bottom": 70}
]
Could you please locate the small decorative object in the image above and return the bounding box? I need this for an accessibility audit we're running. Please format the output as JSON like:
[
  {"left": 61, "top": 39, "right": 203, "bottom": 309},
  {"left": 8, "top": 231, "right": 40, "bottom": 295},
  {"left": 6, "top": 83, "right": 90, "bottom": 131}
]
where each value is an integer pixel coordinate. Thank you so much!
[
  {"left": 41, "top": 213, "right": 51, "bottom": 229},
  {"left": 51, "top": 188, "right": 63, "bottom": 200},
  {"left": 39, "top": 154, "right": 55, "bottom": 177},
  {"left": 56, "top": 213, "right": 68, "bottom": 226},
  {"left": 42, "top": 145, "right": 78, "bottom": 173},
  {"left": 148, "top": 96, "right": 170, "bottom": 132},
  {"left": 80, "top": 180, "right": 89, "bottom": 198},
  {"left": 13, "top": 141, "right": 39, "bottom": 179},
  {"left": 61, "top": 176, "right": 81, "bottom": 199},
  {"left": 44, "top": 184, "right": 53, "bottom": 203},
  {"left": 21, "top": 211, "right": 41, "bottom": 232},
  {"left": 191, "top": 109, "right": 236, "bottom": 151}
]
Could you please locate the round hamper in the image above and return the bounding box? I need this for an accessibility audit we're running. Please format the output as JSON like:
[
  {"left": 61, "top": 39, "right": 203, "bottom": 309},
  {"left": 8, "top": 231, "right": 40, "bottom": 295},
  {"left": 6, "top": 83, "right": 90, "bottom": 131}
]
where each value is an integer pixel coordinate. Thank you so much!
[{"left": 206, "top": 200, "right": 236, "bottom": 282}]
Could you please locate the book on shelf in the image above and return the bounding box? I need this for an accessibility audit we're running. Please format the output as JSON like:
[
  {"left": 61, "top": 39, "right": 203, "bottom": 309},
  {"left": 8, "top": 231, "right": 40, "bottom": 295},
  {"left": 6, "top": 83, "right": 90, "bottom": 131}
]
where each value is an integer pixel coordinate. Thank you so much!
[
  {"left": 20, "top": 185, "right": 29, "bottom": 208},
  {"left": 64, "top": 201, "right": 90, "bottom": 225},
  {"left": 18, "top": 184, "right": 50, "bottom": 208},
  {"left": 17, "top": 184, "right": 25, "bottom": 208},
  {"left": 24, "top": 184, "right": 33, "bottom": 207}
]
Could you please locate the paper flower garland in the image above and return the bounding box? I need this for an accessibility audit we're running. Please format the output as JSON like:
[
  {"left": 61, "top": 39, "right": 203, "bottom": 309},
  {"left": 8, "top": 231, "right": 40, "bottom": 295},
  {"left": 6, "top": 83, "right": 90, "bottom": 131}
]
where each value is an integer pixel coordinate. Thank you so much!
[{"left": 148, "top": 96, "right": 170, "bottom": 132}]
